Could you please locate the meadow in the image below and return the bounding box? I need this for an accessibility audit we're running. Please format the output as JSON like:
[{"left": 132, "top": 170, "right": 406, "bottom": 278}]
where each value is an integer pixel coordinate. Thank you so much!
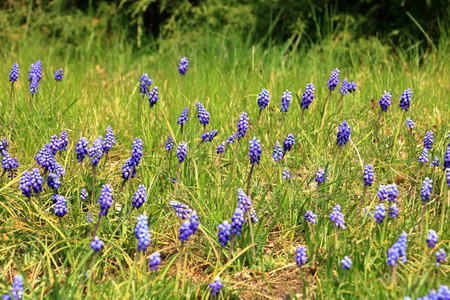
[{"left": 0, "top": 27, "right": 450, "bottom": 299}]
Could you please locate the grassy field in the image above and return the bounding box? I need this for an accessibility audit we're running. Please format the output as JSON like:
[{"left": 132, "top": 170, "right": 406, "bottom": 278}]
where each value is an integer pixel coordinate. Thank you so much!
[{"left": 0, "top": 30, "right": 449, "bottom": 299}]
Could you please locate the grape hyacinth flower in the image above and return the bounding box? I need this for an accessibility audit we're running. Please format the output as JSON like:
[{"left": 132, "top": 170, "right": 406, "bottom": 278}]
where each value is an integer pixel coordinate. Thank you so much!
[
  {"left": 35, "top": 146, "right": 56, "bottom": 172},
  {"left": 165, "top": 135, "right": 174, "bottom": 151},
  {"left": 177, "top": 142, "right": 188, "bottom": 163},
  {"left": 121, "top": 158, "right": 136, "bottom": 180},
  {"left": 148, "top": 86, "right": 159, "bottom": 107},
  {"left": 339, "top": 79, "right": 349, "bottom": 95},
  {"left": 316, "top": 168, "right": 326, "bottom": 184},
  {"left": 426, "top": 230, "right": 438, "bottom": 248},
  {"left": 272, "top": 141, "right": 283, "bottom": 162},
  {"left": 445, "top": 146, "right": 450, "bottom": 170},
  {"left": 327, "top": 68, "right": 340, "bottom": 91},
  {"left": 178, "top": 57, "right": 188, "bottom": 76},
  {"left": 19, "top": 171, "right": 32, "bottom": 198},
  {"left": 399, "top": 88, "right": 412, "bottom": 112},
  {"left": 218, "top": 221, "right": 232, "bottom": 247},
  {"left": 283, "top": 133, "right": 295, "bottom": 152},
  {"left": 406, "top": 118, "right": 415, "bottom": 130},
  {"left": 296, "top": 246, "right": 307, "bottom": 267},
  {"left": 132, "top": 184, "right": 147, "bottom": 210},
  {"left": 379, "top": 91, "right": 392, "bottom": 113},
  {"left": 435, "top": 249, "right": 447, "bottom": 266},
  {"left": 341, "top": 256, "right": 352, "bottom": 270},
  {"left": 280, "top": 90, "right": 292, "bottom": 112},
  {"left": 237, "top": 111, "right": 249, "bottom": 138},
  {"left": 2, "top": 153, "right": 19, "bottom": 179},
  {"left": 431, "top": 157, "right": 440, "bottom": 168},
  {"left": 421, "top": 177, "right": 433, "bottom": 202},
  {"left": 75, "top": 137, "right": 89, "bottom": 162},
  {"left": 226, "top": 133, "right": 238, "bottom": 145},
  {"left": 139, "top": 73, "right": 152, "bottom": 97},
  {"left": 90, "top": 236, "right": 104, "bottom": 252},
  {"left": 80, "top": 188, "right": 88, "bottom": 201},
  {"left": 58, "top": 130, "right": 68, "bottom": 153},
  {"left": 47, "top": 135, "right": 60, "bottom": 155},
  {"left": 209, "top": 277, "right": 223, "bottom": 298},
  {"left": 377, "top": 185, "right": 388, "bottom": 201},
  {"left": 135, "top": 214, "right": 151, "bottom": 251},
  {"left": 237, "top": 188, "right": 252, "bottom": 212},
  {"left": 196, "top": 101, "right": 210, "bottom": 130},
  {"left": 47, "top": 173, "right": 61, "bottom": 190},
  {"left": 231, "top": 208, "right": 245, "bottom": 236},
  {"left": 98, "top": 184, "right": 113, "bottom": 216},
  {"left": 301, "top": 83, "right": 315, "bottom": 110},
  {"left": 418, "top": 148, "right": 429, "bottom": 163},
  {"left": 103, "top": 126, "right": 116, "bottom": 154},
  {"left": 201, "top": 130, "right": 219, "bottom": 143},
  {"left": 423, "top": 131, "right": 434, "bottom": 150},
  {"left": 28, "top": 60, "right": 42, "bottom": 96},
  {"left": 54, "top": 195, "right": 68, "bottom": 218},
  {"left": 373, "top": 203, "right": 386, "bottom": 224},
  {"left": 178, "top": 107, "right": 189, "bottom": 125},
  {"left": 348, "top": 82, "right": 357, "bottom": 92},
  {"left": 54, "top": 68, "right": 63, "bottom": 81},
  {"left": 9, "top": 275, "right": 24, "bottom": 300},
  {"left": 251, "top": 210, "right": 258, "bottom": 223},
  {"left": 336, "top": 121, "right": 351, "bottom": 147},
  {"left": 9, "top": 63, "right": 19, "bottom": 83},
  {"left": 179, "top": 220, "right": 193, "bottom": 243},
  {"left": 387, "top": 232, "right": 408, "bottom": 266},
  {"left": 88, "top": 136, "right": 103, "bottom": 167},
  {"left": 329, "top": 204, "right": 346, "bottom": 230},
  {"left": 30, "top": 168, "right": 43, "bottom": 195},
  {"left": 149, "top": 252, "right": 161, "bottom": 271},
  {"left": 249, "top": 137, "right": 262, "bottom": 165},
  {"left": 363, "top": 165, "right": 375, "bottom": 186},
  {"left": 256, "top": 89, "right": 270, "bottom": 125},
  {"left": 389, "top": 204, "right": 399, "bottom": 219},
  {"left": 0, "top": 137, "right": 8, "bottom": 153},
  {"left": 304, "top": 210, "right": 317, "bottom": 224},
  {"left": 447, "top": 168, "right": 450, "bottom": 187},
  {"left": 387, "top": 184, "right": 399, "bottom": 203},
  {"left": 282, "top": 167, "right": 292, "bottom": 180},
  {"left": 131, "top": 137, "right": 143, "bottom": 166},
  {"left": 217, "top": 142, "right": 225, "bottom": 154},
  {"left": 170, "top": 200, "right": 193, "bottom": 219}
]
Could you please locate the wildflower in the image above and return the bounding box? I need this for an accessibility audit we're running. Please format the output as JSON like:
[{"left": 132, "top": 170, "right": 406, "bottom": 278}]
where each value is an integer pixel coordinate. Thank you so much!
[
  {"left": 90, "top": 236, "right": 104, "bottom": 252},
  {"left": 257, "top": 89, "right": 270, "bottom": 110},
  {"left": 431, "top": 157, "right": 440, "bottom": 168},
  {"left": 387, "top": 232, "right": 408, "bottom": 266},
  {"left": 165, "top": 135, "right": 174, "bottom": 151},
  {"left": 209, "top": 277, "right": 223, "bottom": 297},
  {"left": 339, "top": 79, "right": 349, "bottom": 95},
  {"left": 196, "top": 101, "right": 210, "bottom": 126},
  {"left": 421, "top": 177, "right": 433, "bottom": 202},
  {"left": 389, "top": 204, "right": 399, "bottom": 219},
  {"left": 121, "top": 158, "right": 136, "bottom": 180},
  {"left": 98, "top": 184, "right": 113, "bottom": 216},
  {"left": 304, "top": 210, "right": 317, "bottom": 224},
  {"left": 426, "top": 230, "right": 438, "bottom": 248},
  {"left": 300, "top": 83, "right": 315, "bottom": 109},
  {"left": 363, "top": 164, "right": 374, "bottom": 186},
  {"left": 103, "top": 126, "right": 116, "bottom": 154},
  {"left": 329, "top": 204, "right": 345, "bottom": 229},
  {"left": 177, "top": 142, "right": 188, "bottom": 163},
  {"left": 9, "top": 63, "right": 19, "bottom": 82},
  {"left": 218, "top": 221, "right": 232, "bottom": 247},
  {"left": 54, "top": 195, "right": 68, "bottom": 217},
  {"left": 226, "top": 133, "right": 238, "bottom": 145},
  {"left": 377, "top": 185, "right": 388, "bottom": 201},
  {"left": 418, "top": 148, "right": 429, "bottom": 163},
  {"left": 237, "top": 111, "right": 249, "bottom": 138},
  {"left": 139, "top": 73, "right": 152, "bottom": 97},
  {"left": 47, "top": 135, "right": 60, "bottom": 155},
  {"left": 283, "top": 133, "right": 295, "bottom": 152},
  {"left": 11, "top": 275, "right": 24, "bottom": 300},
  {"left": 399, "top": 88, "right": 412, "bottom": 112},
  {"left": 217, "top": 142, "right": 225, "bottom": 154},
  {"left": 327, "top": 68, "right": 340, "bottom": 91},
  {"left": 177, "top": 107, "right": 189, "bottom": 125},
  {"left": 336, "top": 121, "right": 351, "bottom": 147},
  {"left": 315, "top": 168, "right": 326, "bottom": 184},
  {"left": 282, "top": 167, "right": 292, "bottom": 180},
  {"left": 251, "top": 211, "right": 258, "bottom": 223},
  {"left": 406, "top": 118, "right": 415, "bottom": 130},
  {"left": 179, "top": 220, "right": 192, "bottom": 243},
  {"left": 201, "top": 130, "right": 218, "bottom": 142},
  {"left": 35, "top": 147, "right": 55, "bottom": 171},
  {"left": 280, "top": 90, "right": 292, "bottom": 112},
  {"left": 0, "top": 137, "right": 8, "bottom": 153},
  {"left": 30, "top": 168, "right": 43, "bottom": 194},
  {"left": 131, "top": 137, "right": 143, "bottom": 166},
  {"left": 135, "top": 214, "right": 151, "bottom": 251},
  {"left": 54, "top": 68, "right": 63, "bottom": 81},
  {"left": 58, "top": 131, "right": 68, "bottom": 153},
  {"left": 132, "top": 184, "right": 147, "bottom": 210},
  {"left": 88, "top": 136, "right": 103, "bottom": 167},
  {"left": 373, "top": 203, "right": 386, "bottom": 223},
  {"left": 296, "top": 246, "right": 307, "bottom": 267},
  {"left": 423, "top": 131, "right": 434, "bottom": 150},
  {"left": 249, "top": 137, "right": 261, "bottom": 165},
  {"left": 170, "top": 201, "right": 193, "bottom": 219},
  {"left": 237, "top": 188, "right": 252, "bottom": 212},
  {"left": 435, "top": 249, "right": 447, "bottom": 266},
  {"left": 75, "top": 137, "right": 89, "bottom": 162},
  {"left": 149, "top": 252, "right": 161, "bottom": 271},
  {"left": 19, "top": 171, "right": 32, "bottom": 198},
  {"left": 272, "top": 141, "right": 283, "bottom": 162},
  {"left": 341, "top": 256, "right": 352, "bottom": 269},
  {"left": 230, "top": 208, "right": 245, "bottom": 235},
  {"left": 387, "top": 184, "right": 399, "bottom": 202},
  {"left": 379, "top": 91, "right": 392, "bottom": 112},
  {"left": 47, "top": 173, "right": 61, "bottom": 190},
  {"left": 178, "top": 57, "right": 188, "bottom": 76},
  {"left": 148, "top": 86, "right": 159, "bottom": 107},
  {"left": 348, "top": 82, "right": 357, "bottom": 92},
  {"left": 80, "top": 188, "right": 88, "bottom": 201},
  {"left": 2, "top": 153, "right": 19, "bottom": 178}
]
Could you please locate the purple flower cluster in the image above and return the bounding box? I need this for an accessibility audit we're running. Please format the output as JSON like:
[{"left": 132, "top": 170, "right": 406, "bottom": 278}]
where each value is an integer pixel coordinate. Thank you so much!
[
  {"left": 9, "top": 63, "right": 19, "bottom": 82},
  {"left": 103, "top": 126, "right": 116, "bottom": 154},
  {"left": 373, "top": 203, "right": 386, "bottom": 223},
  {"left": 327, "top": 68, "right": 340, "bottom": 91},
  {"left": 179, "top": 212, "right": 199, "bottom": 243},
  {"left": 257, "top": 89, "right": 270, "bottom": 110},
  {"left": 148, "top": 86, "right": 159, "bottom": 107},
  {"left": 80, "top": 188, "right": 88, "bottom": 201},
  {"left": 178, "top": 57, "right": 188, "bottom": 76},
  {"left": 339, "top": 79, "right": 350, "bottom": 95},
  {"left": 377, "top": 184, "right": 399, "bottom": 202},
  {"left": 226, "top": 133, "right": 238, "bottom": 145},
  {"left": 237, "top": 188, "right": 252, "bottom": 212},
  {"left": 19, "top": 171, "right": 32, "bottom": 198},
  {"left": 2, "top": 152, "right": 19, "bottom": 178},
  {"left": 423, "top": 131, "right": 434, "bottom": 150},
  {"left": 177, "top": 142, "right": 188, "bottom": 162},
  {"left": 435, "top": 249, "right": 447, "bottom": 266},
  {"left": 249, "top": 137, "right": 261, "bottom": 165},
  {"left": 315, "top": 168, "right": 326, "bottom": 184},
  {"left": 282, "top": 167, "right": 292, "bottom": 180},
  {"left": 178, "top": 107, "right": 189, "bottom": 125},
  {"left": 170, "top": 201, "right": 193, "bottom": 219},
  {"left": 201, "top": 130, "right": 219, "bottom": 142},
  {"left": 5, "top": 275, "right": 24, "bottom": 300},
  {"left": 90, "top": 236, "right": 104, "bottom": 252},
  {"left": 75, "top": 137, "right": 89, "bottom": 162},
  {"left": 283, "top": 133, "right": 295, "bottom": 152},
  {"left": 301, "top": 83, "right": 315, "bottom": 109},
  {"left": 399, "top": 88, "right": 412, "bottom": 112},
  {"left": 280, "top": 90, "right": 292, "bottom": 112},
  {"left": 426, "top": 230, "right": 438, "bottom": 248},
  {"left": 98, "top": 184, "right": 113, "bottom": 216},
  {"left": 217, "top": 220, "right": 232, "bottom": 247},
  {"left": 304, "top": 210, "right": 317, "bottom": 224},
  {"left": 296, "top": 246, "right": 307, "bottom": 267},
  {"left": 336, "top": 121, "right": 351, "bottom": 147},
  {"left": 329, "top": 204, "right": 346, "bottom": 229},
  {"left": 47, "top": 173, "right": 61, "bottom": 190},
  {"left": 196, "top": 102, "right": 210, "bottom": 126},
  {"left": 406, "top": 118, "right": 415, "bottom": 130},
  {"left": 415, "top": 285, "right": 450, "bottom": 300},
  {"left": 132, "top": 184, "right": 147, "bottom": 210},
  {"left": 139, "top": 73, "right": 152, "bottom": 97},
  {"left": 121, "top": 158, "right": 137, "bottom": 180},
  {"left": 237, "top": 111, "right": 249, "bottom": 138},
  {"left": 88, "top": 136, "right": 104, "bottom": 167},
  {"left": 209, "top": 277, "right": 223, "bottom": 297},
  {"left": 131, "top": 138, "right": 143, "bottom": 166},
  {"left": 54, "top": 195, "right": 68, "bottom": 217},
  {"left": 149, "top": 252, "right": 161, "bottom": 271},
  {"left": 389, "top": 204, "right": 399, "bottom": 219},
  {"left": 421, "top": 177, "right": 433, "bottom": 202},
  {"left": 387, "top": 232, "right": 408, "bottom": 266},
  {"left": 54, "top": 68, "right": 63, "bottom": 81},
  {"left": 217, "top": 142, "right": 225, "bottom": 154},
  {"left": 272, "top": 141, "right": 283, "bottom": 162},
  {"left": 28, "top": 60, "right": 42, "bottom": 95},
  {"left": 379, "top": 91, "right": 392, "bottom": 112},
  {"left": 340, "top": 256, "right": 352, "bottom": 269},
  {"left": 231, "top": 208, "right": 245, "bottom": 235},
  {"left": 165, "top": 135, "right": 174, "bottom": 151},
  {"left": 363, "top": 164, "right": 374, "bottom": 186},
  {"left": 134, "top": 214, "right": 151, "bottom": 251},
  {"left": 431, "top": 157, "right": 440, "bottom": 167},
  {"left": 418, "top": 148, "right": 429, "bottom": 163}
]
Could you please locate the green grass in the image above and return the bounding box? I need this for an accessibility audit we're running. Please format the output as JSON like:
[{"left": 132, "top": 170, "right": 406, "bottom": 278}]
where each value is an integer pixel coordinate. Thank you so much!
[{"left": 0, "top": 30, "right": 449, "bottom": 299}]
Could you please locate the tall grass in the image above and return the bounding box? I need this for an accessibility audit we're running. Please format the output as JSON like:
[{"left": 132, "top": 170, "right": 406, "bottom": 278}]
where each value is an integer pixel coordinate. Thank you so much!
[{"left": 0, "top": 25, "right": 449, "bottom": 299}]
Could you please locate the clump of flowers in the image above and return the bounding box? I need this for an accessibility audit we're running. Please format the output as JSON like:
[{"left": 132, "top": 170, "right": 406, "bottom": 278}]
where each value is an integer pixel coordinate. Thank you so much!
[
  {"left": 177, "top": 142, "right": 188, "bottom": 162},
  {"left": 423, "top": 131, "right": 434, "bottom": 150},
  {"left": 282, "top": 167, "right": 292, "bottom": 180},
  {"left": 170, "top": 201, "right": 193, "bottom": 219},
  {"left": 389, "top": 204, "right": 399, "bottom": 219},
  {"left": 387, "top": 232, "right": 408, "bottom": 266},
  {"left": 90, "top": 236, "right": 104, "bottom": 252},
  {"left": 257, "top": 89, "right": 270, "bottom": 110},
  {"left": 98, "top": 184, "right": 113, "bottom": 216},
  {"left": 418, "top": 148, "right": 429, "bottom": 163},
  {"left": 329, "top": 204, "right": 345, "bottom": 229},
  {"left": 283, "top": 133, "right": 295, "bottom": 152},
  {"left": 431, "top": 157, "right": 440, "bottom": 167},
  {"left": 435, "top": 249, "right": 447, "bottom": 266},
  {"left": 103, "top": 126, "right": 116, "bottom": 154},
  {"left": 9, "top": 63, "right": 19, "bottom": 83},
  {"left": 149, "top": 252, "right": 161, "bottom": 271},
  {"left": 54, "top": 195, "right": 68, "bottom": 218},
  {"left": 165, "top": 135, "right": 174, "bottom": 151},
  {"left": 327, "top": 68, "right": 340, "bottom": 91},
  {"left": 363, "top": 164, "right": 374, "bottom": 186},
  {"left": 196, "top": 101, "right": 210, "bottom": 127},
  {"left": 148, "top": 86, "right": 159, "bottom": 107},
  {"left": 237, "top": 188, "right": 252, "bottom": 212},
  {"left": 218, "top": 221, "right": 232, "bottom": 247},
  {"left": 379, "top": 91, "right": 392, "bottom": 112},
  {"left": 237, "top": 111, "right": 249, "bottom": 138},
  {"left": 139, "top": 73, "right": 152, "bottom": 97},
  {"left": 301, "top": 83, "right": 315, "bottom": 110},
  {"left": 296, "top": 246, "right": 307, "bottom": 267},
  {"left": 178, "top": 107, "right": 189, "bottom": 125},
  {"left": 280, "top": 90, "right": 292, "bottom": 112},
  {"left": 315, "top": 168, "right": 326, "bottom": 184},
  {"left": 399, "top": 88, "right": 412, "bottom": 112},
  {"left": 249, "top": 137, "right": 262, "bottom": 165},
  {"left": 426, "top": 230, "right": 438, "bottom": 248},
  {"left": 75, "top": 137, "right": 89, "bottom": 162},
  {"left": 304, "top": 210, "right": 317, "bottom": 224},
  {"left": 209, "top": 277, "right": 223, "bottom": 298},
  {"left": 54, "top": 68, "right": 63, "bottom": 81},
  {"left": 336, "top": 121, "right": 351, "bottom": 147},
  {"left": 134, "top": 214, "right": 151, "bottom": 251},
  {"left": 421, "top": 177, "right": 433, "bottom": 202},
  {"left": 373, "top": 203, "right": 386, "bottom": 223},
  {"left": 272, "top": 141, "right": 283, "bottom": 162},
  {"left": 406, "top": 118, "right": 415, "bottom": 130},
  {"left": 178, "top": 57, "right": 189, "bottom": 76},
  {"left": 230, "top": 208, "right": 245, "bottom": 236},
  {"left": 88, "top": 136, "right": 104, "bottom": 167},
  {"left": 132, "top": 184, "right": 147, "bottom": 210},
  {"left": 341, "top": 256, "right": 352, "bottom": 269}
]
